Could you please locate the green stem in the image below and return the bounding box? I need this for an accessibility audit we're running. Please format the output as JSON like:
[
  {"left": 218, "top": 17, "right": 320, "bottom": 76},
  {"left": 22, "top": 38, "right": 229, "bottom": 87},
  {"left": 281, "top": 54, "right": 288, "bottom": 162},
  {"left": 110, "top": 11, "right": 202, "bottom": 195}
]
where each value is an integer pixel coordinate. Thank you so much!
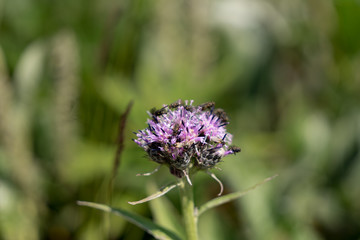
[{"left": 179, "top": 178, "right": 198, "bottom": 240}]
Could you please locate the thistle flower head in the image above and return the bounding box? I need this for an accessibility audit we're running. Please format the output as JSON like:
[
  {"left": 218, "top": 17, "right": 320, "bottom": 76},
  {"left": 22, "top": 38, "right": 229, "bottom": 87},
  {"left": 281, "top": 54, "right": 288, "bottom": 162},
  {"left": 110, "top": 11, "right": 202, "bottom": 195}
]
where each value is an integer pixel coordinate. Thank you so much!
[{"left": 133, "top": 100, "right": 240, "bottom": 178}]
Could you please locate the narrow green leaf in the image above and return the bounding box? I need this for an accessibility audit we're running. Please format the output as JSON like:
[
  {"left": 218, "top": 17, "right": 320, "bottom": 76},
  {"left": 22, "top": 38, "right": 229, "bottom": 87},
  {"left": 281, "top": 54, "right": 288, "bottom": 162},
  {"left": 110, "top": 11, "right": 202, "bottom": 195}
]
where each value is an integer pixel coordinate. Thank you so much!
[
  {"left": 197, "top": 174, "right": 278, "bottom": 217},
  {"left": 128, "top": 182, "right": 180, "bottom": 205},
  {"left": 147, "top": 181, "right": 186, "bottom": 239},
  {"left": 77, "top": 201, "right": 181, "bottom": 240}
]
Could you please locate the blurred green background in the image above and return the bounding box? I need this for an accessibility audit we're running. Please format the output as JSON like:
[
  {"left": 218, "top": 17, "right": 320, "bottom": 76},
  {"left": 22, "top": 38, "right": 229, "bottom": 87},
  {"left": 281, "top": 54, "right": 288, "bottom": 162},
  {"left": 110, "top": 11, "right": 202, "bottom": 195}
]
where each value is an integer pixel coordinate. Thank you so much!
[{"left": 1, "top": 0, "right": 360, "bottom": 239}]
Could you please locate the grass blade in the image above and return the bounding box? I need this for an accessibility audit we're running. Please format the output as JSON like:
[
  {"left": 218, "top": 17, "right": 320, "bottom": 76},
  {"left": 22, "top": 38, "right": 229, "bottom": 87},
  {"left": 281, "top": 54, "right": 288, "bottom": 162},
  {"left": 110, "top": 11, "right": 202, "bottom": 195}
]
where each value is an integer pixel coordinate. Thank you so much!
[
  {"left": 197, "top": 174, "right": 278, "bottom": 217},
  {"left": 77, "top": 201, "right": 181, "bottom": 240},
  {"left": 112, "top": 100, "right": 133, "bottom": 180},
  {"left": 108, "top": 100, "right": 133, "bottom": 203}
]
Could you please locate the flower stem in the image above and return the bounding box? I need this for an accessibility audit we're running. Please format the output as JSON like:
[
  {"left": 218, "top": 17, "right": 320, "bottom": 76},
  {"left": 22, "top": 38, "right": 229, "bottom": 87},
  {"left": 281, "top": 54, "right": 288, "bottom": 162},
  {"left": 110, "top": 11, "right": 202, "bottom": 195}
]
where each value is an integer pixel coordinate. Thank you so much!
[{"left": 179, "top": 177, "right": 198, "bottom": 240}]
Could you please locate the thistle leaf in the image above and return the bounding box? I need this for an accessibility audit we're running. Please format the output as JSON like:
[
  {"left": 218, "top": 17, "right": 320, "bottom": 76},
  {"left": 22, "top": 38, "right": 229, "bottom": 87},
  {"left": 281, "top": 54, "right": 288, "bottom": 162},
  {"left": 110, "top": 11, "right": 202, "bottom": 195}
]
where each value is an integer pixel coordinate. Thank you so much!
[
  {"left": 128, "top": 182, "right": 180, "bottom": 205},
  {"left": 197, "top": 174, "right": 278, "bottom": 217},
  {"left": 147, "top": 182, "right": 186, "bottom": 239},
  {"left": 77, "top": 201, "right": 181, "bottom": 240}
]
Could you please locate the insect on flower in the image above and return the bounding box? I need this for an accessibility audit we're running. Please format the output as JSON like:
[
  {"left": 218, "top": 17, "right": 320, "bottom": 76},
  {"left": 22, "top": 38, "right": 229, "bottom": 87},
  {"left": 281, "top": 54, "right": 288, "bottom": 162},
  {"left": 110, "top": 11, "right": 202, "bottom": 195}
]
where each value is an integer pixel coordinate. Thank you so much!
[{"left": 133, "top": 100, "right": 240, "bottom": 190}]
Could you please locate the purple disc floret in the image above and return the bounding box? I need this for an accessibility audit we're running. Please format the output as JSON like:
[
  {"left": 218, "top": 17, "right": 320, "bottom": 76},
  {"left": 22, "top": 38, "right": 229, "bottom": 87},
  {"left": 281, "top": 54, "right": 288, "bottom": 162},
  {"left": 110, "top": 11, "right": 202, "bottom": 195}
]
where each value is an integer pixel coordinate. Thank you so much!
[{"left": 133, "top": 100, "right": 240, "bottom": 178}]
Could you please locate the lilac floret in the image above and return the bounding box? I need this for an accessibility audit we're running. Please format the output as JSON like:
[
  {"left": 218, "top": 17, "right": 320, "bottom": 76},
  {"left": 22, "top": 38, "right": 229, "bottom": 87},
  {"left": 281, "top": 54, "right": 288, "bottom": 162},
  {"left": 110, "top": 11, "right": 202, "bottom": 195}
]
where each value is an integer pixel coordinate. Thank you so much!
[{"left": 134, "top": 100, "right": 240, "bottom": 178}]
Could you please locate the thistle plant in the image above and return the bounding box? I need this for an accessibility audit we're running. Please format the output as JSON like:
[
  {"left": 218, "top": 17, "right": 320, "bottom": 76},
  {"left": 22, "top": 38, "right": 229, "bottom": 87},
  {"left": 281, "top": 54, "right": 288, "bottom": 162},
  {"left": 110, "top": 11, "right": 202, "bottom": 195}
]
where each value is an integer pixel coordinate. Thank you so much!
[
  {"left": 78, "top": 100, "right": 277, "bottom": 240},
  {"left": 133, "top": 99, "right": 240, "bottom": 189}
]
